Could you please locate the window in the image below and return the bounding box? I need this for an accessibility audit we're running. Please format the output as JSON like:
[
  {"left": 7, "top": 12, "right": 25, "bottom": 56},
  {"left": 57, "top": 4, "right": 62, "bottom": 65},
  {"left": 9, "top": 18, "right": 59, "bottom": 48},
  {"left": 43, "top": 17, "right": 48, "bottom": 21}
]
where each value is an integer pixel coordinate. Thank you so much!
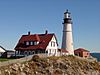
[
  {"left": 87, "top": 53, "right": 89, "bottom": 55},
  {"left": 25, "top": 41, "right": 39, "bottom": 46},
  {"left": 24, "top": 51, "right": 28, "bottom": 55},
  {"left": 46, "top": 51, "right": 48, "bottom": 53},
  {"left": 49, "top": 49, "right": 51, "bottom": 54},
  {"left": 51, "top": 42, "right": 55, "bottom": 47},
  {"left": 34, "top": 41, "right": 37, "bottom": 45},
  {"left": 51, "top": 42, "right": 52, "bottom": 47},
  {"left": 55, "top": 49, "right": 56, "bottom": 54},
  {"left": 29, "top": 51, "right": 31, "bottom": 55},
  {"left": 32, "top": 51, "right": 35, "bottom": 54},
  {"left": 30, "top": 41, "right": 33, "bottom": 45},
  {"left": 53, "top": 42, "right": 55, "bottom": 47},
  {"left": 37, "top": 41, "right": 39, "bottom": 44},
  {"left": 26, "top": 41, "right": 29, "bottom": 45}
]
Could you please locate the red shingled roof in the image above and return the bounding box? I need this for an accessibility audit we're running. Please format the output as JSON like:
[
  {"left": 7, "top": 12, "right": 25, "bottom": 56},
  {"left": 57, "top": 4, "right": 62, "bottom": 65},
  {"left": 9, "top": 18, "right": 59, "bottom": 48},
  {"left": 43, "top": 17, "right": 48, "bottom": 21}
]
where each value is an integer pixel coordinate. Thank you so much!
[
  {"left": 74, "top": 48, "right": 89, "bottom": 52},
  {"left": 15, "top": 33, "right": 57, "bottom": 51}
]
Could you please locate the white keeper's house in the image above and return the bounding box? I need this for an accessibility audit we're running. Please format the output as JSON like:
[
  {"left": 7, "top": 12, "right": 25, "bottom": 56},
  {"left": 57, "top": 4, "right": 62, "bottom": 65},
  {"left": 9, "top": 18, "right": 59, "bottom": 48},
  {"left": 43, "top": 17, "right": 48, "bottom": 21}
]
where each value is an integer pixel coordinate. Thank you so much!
[{"left": 15, "top": 31, "right": 58, "bottom": 57}]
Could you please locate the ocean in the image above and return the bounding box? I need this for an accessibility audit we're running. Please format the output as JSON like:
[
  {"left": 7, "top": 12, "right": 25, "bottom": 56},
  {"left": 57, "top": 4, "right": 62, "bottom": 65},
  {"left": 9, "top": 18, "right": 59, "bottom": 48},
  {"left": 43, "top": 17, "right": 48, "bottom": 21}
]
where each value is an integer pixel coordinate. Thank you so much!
[{"left": 90, "top": 53, "right": 100, "bottom": 61}]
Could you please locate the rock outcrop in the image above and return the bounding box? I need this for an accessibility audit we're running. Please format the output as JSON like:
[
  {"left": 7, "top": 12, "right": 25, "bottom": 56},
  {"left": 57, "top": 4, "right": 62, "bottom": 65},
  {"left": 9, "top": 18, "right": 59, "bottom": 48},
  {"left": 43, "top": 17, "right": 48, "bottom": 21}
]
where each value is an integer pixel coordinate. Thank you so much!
[{"left": 0, "top": 55, "right": 100, "bottom": 75}]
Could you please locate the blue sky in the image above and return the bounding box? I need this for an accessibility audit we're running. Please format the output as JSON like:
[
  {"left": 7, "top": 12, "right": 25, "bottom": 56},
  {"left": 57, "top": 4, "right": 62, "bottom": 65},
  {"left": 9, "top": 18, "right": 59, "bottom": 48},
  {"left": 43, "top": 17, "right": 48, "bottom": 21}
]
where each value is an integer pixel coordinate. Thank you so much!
[{"left": 0, "top": 0, "right": 100, "bottom": 52}]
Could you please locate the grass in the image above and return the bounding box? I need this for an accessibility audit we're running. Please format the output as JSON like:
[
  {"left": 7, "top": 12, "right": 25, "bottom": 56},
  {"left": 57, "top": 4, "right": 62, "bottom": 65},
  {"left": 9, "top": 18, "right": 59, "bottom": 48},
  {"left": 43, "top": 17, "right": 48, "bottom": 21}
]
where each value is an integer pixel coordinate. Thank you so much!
[{"left": 0, "top": 58, "right": 14, "bottom": 62}]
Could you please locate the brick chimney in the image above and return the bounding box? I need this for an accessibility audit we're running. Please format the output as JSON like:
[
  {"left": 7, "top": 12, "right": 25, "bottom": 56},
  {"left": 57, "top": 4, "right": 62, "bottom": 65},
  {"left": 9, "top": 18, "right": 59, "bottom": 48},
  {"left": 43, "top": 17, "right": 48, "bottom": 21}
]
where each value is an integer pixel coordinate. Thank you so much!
[{"left": 45, "top": 30, "right": 48, "bottom": 34}]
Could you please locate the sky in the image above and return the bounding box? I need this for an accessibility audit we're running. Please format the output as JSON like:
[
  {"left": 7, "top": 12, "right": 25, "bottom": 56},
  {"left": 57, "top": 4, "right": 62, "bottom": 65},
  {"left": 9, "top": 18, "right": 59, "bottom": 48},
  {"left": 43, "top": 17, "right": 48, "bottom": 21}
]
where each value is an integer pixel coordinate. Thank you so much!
[{"left": 0, "top": 0, "right": 100, "bottom": 52}]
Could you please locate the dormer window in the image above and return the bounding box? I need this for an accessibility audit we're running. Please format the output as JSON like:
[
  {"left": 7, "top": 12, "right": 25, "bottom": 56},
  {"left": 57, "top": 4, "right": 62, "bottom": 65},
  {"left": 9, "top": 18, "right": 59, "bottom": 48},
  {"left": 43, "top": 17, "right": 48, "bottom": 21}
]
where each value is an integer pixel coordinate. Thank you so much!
[
  {"left": 30, "top": 41, "right": 34, "bottom": 45},
  {"left": 34, "top": 41, "right": 39, "bottom": 45},
  {"left": 51, "top": 41, "right": 55, "bottom": 47},
  {"left": 25, "top": 41, "right": 39, "bottom": 46},
  {"left": 34, "top": 41, "right": 37, "bottom": 45},
  {"left": 26, "top": 41, "right": 29, "bottom": 45},
  {"left": 37, "top": 41, "right": 39, "bottom": 44}
]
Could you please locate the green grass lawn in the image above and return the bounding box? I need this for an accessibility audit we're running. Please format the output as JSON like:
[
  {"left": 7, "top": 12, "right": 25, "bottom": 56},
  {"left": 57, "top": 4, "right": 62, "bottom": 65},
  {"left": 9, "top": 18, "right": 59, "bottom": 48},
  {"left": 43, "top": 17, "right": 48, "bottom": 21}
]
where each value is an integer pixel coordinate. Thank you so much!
[{"left": 0, "top": 58, "right": 14, "bottom": 62}]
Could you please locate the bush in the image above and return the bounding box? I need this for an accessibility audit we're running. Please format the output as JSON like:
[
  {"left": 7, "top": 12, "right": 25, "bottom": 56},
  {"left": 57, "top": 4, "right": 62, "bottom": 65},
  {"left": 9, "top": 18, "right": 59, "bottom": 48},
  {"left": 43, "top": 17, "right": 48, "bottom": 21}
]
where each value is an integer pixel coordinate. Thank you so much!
[{"left": 31, "top": 55, "right": 40, "bottom": 62}]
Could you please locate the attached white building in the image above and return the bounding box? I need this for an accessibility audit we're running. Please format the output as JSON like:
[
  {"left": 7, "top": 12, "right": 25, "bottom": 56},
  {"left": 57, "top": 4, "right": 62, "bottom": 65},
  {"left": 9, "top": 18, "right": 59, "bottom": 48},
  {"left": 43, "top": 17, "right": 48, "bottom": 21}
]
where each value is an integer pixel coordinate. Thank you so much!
[
  {"left": 58, "top": 49, "right": 69, "bottom": 56},
  {"left": 46, "top": 35, "right": 58, "bottom": 56}
]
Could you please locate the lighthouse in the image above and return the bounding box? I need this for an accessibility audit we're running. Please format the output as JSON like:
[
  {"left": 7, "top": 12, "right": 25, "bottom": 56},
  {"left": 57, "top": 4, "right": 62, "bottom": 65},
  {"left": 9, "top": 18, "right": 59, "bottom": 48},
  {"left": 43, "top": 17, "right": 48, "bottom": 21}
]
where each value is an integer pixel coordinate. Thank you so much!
[{"left": 61, "top": 10, "right": 74, "bottom": 55}]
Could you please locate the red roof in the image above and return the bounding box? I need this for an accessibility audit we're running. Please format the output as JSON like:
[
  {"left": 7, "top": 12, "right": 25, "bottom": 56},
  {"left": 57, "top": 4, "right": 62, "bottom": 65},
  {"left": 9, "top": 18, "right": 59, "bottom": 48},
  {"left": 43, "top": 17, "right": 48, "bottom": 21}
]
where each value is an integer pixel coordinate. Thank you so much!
[
  {"left": 74, "top": 48, "right": 89, "bottom": 52},
  {"left": 15, "top": 33, "right": 57, "bottom": 51}
]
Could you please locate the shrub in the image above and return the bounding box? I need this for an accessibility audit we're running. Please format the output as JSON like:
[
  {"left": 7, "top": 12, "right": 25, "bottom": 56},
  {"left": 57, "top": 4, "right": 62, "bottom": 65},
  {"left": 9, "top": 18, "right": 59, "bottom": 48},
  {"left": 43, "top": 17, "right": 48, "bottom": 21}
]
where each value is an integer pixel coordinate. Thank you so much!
[{"left": 31, "top": 55, "right": 40, "bottom": 62}]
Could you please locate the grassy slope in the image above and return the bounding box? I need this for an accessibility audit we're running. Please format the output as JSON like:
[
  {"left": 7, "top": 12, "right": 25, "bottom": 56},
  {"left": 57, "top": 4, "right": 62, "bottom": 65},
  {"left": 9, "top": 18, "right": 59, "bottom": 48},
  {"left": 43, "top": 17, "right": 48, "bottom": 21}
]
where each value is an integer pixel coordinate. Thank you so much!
[{"left": 0, "top": 58, "right": 14, "bottom": 62}]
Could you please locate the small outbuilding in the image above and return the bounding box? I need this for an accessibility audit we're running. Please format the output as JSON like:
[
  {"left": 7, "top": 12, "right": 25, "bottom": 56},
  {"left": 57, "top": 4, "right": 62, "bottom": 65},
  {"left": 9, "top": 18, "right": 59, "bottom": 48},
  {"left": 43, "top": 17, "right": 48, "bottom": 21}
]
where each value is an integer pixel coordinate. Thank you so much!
[
  {"left": 0, "top": 46, "right": 6, "bottom": 57},
  {"left": 2, "top": 50, "right": 15, "bottom": 58},
  {"left": 74, "top": 48, "right": 90, "bottom": 58},
  {"left": 58, "top": 49, "right": 68, "bottom": 56}
]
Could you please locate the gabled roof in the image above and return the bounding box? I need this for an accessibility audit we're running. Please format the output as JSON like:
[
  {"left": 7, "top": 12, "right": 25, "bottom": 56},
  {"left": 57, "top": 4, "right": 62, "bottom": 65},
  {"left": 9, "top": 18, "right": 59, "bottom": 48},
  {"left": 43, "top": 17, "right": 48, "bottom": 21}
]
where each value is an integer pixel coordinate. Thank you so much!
[
  {"left": 74, "top": 48, "right": 89, "bottom": 52},
  {"left": 15, "top": 33, "right": 57, "bottom": 50},
  {"left": 0, "top": 46, "right": 6, "bottom": 52}
]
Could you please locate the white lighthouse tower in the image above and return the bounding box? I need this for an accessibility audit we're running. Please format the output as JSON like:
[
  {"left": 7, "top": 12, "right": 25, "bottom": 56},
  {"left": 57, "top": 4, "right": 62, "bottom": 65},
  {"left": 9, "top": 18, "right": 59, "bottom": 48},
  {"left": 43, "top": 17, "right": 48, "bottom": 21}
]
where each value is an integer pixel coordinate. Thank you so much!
[{"left": 61, "top": 10, "right": 74, "bottom": 55}]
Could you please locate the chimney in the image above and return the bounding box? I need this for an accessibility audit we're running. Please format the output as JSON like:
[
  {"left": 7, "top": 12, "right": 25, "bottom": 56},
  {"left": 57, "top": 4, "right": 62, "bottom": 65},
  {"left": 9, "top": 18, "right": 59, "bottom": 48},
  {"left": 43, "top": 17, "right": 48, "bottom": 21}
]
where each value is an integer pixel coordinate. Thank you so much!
[
  {"left": 45, "top": 30, "right": 48, "bottom": 34},
  {"left": 28, "top": 31, "right": 30, "bottom": 35}
]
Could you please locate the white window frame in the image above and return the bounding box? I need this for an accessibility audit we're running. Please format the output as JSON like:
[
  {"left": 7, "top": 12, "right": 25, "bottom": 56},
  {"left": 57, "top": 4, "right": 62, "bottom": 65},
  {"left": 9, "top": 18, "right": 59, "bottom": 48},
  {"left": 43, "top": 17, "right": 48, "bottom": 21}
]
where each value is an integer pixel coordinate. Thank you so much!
[
  {"left": 30, "top": 41, "right": 33, "bottom": 45},
  {"left": 26, "top": 41, "right": 29, "bottom": 45}
]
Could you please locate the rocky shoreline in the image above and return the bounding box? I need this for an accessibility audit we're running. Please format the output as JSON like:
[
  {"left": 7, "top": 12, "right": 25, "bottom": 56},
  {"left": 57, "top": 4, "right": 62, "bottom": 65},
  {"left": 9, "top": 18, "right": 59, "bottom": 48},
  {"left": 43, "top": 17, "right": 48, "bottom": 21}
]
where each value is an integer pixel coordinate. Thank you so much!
[{"left": 0, "top": 55, "right": 100, "bottom": 75}]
